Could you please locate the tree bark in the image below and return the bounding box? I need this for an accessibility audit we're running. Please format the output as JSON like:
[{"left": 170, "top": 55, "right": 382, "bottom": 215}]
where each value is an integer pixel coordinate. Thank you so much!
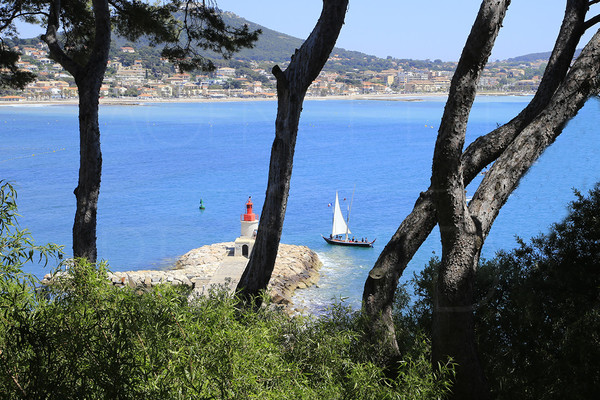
[
  {"left": 72, "top": 80, "right": 103, "bottom": 262},
  {"left": 362, "top": 0, "right": 589, "bottom": 362},
  {"left": 43, "top": 0, "right": 111, "bottom": 262},
  {"left": 70, "top": 0, "right": 111, "bottom": 262},
  {"left": 236, "top": 0, "right": 349, "bottom": 303},
  {"left": 442, "top": 25, "right": 600, "bottom": 399},
  {"left": 430, "top": 3, "right": 510, "bottom": 398}
]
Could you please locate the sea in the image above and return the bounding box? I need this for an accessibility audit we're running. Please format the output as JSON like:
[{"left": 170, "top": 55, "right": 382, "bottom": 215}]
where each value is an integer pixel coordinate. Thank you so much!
[{"left": 2, "top": 95, "right": 600, "bottom": 310}]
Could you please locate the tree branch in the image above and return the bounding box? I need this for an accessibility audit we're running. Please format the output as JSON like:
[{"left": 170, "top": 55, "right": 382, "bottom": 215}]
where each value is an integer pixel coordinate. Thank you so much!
[
  {"left": 361, "top": 7, "right": 593, "bottom": 387},
  {"left": 431, "top": 0, "right": 510, "bottom": 281},
  {"left": 470, "top": 29, "right": 600, "bottom": 237},
  {"left": 461, "top": 0, "right": 587, "bottom": 183},
  {"left": 87, "top": 0, "right": 111, "bottom": 78},
  {"left": 363, "top": 0, "right": 589, "bottom": 335},
  {"left": 584, "top": 13, "right": 600, "bottom": 30},
  {"left": 42, "top": 0, "right": 78, "bottom": 76},
  {"left": 283, "top": 0, "right": 349, "bottom": 92},
  {"left": 1, "top": 9, "right": 47, "bottom": 32}
]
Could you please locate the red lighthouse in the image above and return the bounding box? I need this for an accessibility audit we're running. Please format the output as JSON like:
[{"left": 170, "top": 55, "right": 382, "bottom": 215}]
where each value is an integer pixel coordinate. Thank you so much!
[
  {"left": 242, "top": 196, "right": 257, "bottom": 221},
  {"left": 236, "top": 196, "right": 259, "bottom": 257}
]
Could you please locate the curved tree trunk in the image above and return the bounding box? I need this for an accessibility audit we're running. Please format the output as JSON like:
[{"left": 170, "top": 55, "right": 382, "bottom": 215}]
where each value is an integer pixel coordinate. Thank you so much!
[
  {"left": 362, "top": 0, "right": 589, "bottom": 361},
  {"left": 236, "top": 0, "right": 349, "bottom": 304},
  {"left": 430, "top": 3, "right": 510, "bottom": 398},
  {"left": 440, "top": 26, "right": 600, "bottom": 400}
]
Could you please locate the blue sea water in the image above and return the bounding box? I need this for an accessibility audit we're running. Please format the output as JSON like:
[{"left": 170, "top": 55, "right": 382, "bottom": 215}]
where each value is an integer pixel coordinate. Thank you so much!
[{"left": 2, "top": 96, "right": 600, "bottom": 310}]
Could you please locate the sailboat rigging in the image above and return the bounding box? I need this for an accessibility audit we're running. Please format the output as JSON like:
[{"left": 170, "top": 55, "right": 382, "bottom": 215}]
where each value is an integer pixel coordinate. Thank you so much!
[{"left": 322, "top": 191, "right": 375, "bottom": 247}]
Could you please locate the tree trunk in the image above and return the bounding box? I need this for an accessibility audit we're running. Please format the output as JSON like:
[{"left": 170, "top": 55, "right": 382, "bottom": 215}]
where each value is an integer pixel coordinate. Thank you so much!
[
  {"left": 71, "top": 0, "right": 111, "bottom": 262},
  {"left": 430, "top": 2, "right": 510, "bottom": 398},
  {"left": 72, "top": 80, "right": 103, "bottom": 262},
  {"left": 43, "top": 0, "right": 111, "bottom": 262},
  {"left": 236, "top": 0, "right": 349, "bottom": 303},
  {"left": 362, "top": 0, "right": 589, "bottom": 365},
  {"left": 442, "top": 26, "right": 600, "bottom": 399}
]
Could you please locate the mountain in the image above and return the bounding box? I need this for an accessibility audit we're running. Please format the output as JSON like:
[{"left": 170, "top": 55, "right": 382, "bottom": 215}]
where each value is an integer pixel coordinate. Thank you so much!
[
  {"left": 507, "top": 49, "right": 582, "bottom": 63},
  {"left": 110, "top": 11, "right": 397, "bottom": 72},
  {"left": 219, "top": 12, "right": 371, "bottom": 63},
  {"left": 214, "top": 12, "right": 398, "bottom": 71},
  {"left": 21, "top": 10, "right": 558, "bottom": 72},
  {"left": 219, "top": 12, "right": 304, "bottom": 63},
  {"left": 507, "top": 51, "right": 552, "bottom": 63}
]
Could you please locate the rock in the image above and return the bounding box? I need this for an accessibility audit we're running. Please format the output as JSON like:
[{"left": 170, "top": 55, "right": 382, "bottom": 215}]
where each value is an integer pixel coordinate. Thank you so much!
[{"left": 42, "top": 242, "right": 322, "bottom": 311}]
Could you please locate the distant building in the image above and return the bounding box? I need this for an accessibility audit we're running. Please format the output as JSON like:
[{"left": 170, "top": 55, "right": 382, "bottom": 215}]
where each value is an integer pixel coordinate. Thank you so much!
[
  {"left": 0, "top": 95, "right": 26, "bottom": 102},
  {"left": 216, "top": 67, "right": 236, "bottom": 78}
]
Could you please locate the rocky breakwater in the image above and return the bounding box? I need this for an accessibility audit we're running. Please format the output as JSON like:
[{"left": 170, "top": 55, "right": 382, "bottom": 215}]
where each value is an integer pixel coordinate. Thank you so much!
[
  {"left": 44, "top": 242, "right": 322, "bottom": 307},
  {"left": 175, "top": 242, "right": 322, "bottom": 306}
]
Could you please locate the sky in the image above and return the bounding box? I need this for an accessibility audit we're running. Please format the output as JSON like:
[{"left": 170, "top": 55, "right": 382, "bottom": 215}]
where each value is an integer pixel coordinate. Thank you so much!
[
  {"left": 16, "top": 1, "right": 600, "bottom": 61},
  {"left": 217, "top": 0, "right": 599, "bottom": 61}
]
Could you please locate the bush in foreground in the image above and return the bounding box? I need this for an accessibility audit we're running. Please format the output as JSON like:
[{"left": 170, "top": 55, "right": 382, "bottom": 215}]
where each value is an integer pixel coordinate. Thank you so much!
[{"left": 0, "top": 181, "right": 453, "bottom": 399}]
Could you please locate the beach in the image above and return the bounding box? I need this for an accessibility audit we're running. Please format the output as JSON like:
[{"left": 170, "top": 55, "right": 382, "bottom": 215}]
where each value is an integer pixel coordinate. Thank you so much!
[{"left": 0, "top": 91, "right": 528, "bottom": 107}]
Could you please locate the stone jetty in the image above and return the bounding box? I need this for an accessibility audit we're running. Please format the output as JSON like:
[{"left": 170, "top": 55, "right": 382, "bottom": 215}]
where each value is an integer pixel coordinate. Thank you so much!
[{"left": 43, "top": 243, "right": 322, "bottom": 307}]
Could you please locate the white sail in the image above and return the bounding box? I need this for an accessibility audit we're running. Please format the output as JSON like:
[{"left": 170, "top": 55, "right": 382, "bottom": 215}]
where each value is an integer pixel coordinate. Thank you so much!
[{"left": 331, "top": 191, "right": 351, "bottom": 236}]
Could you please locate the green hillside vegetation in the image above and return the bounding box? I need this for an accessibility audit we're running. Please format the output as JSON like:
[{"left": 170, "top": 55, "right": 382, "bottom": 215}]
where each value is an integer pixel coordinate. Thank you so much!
[
  {"left": 507, "top": 49, "right": 582, "bottom": 63},
  {"left": 13, "top": 11, "right": 552, "bottom": 81},
  {"left": 107, "top": 11, "right": 398, "bottom": 73}
]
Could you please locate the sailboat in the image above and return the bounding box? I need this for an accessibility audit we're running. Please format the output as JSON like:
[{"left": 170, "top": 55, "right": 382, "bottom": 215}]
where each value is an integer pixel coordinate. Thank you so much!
[{"left": 322, "top": 191, "right": 375, "bottom": 247}]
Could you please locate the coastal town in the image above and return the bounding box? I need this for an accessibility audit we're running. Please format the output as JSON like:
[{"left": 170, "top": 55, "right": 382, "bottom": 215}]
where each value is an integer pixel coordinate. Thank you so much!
[{"left": 0, "top": 40, "right": 546, "bottom": 102}]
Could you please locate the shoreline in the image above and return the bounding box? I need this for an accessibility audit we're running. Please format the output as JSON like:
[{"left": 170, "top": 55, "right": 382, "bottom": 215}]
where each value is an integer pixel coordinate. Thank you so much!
[{"left": 0, "top": 92, "right": 532, "bottom": 107}]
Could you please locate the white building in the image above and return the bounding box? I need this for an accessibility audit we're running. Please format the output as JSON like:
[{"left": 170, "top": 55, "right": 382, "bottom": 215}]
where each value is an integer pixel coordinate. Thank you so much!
[{"left": 234, "top": 197, "right": 259, "bottom": 258}]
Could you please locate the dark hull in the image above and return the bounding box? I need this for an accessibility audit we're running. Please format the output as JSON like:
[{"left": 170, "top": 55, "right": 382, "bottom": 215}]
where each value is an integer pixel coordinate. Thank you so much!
[{"left": 322, "top": 235, "right": 375, "bottom": 247}]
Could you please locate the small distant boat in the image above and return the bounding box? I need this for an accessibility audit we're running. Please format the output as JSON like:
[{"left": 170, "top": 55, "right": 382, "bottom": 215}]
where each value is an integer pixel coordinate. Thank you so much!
[{"left": 322, "top": 191, "right": 375, "bottom": 248}]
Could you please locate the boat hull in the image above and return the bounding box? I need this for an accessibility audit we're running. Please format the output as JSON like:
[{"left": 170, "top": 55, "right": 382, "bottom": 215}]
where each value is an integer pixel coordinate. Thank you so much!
[{"left": 322, "top": 235, "right": 375, "bottom": 247}]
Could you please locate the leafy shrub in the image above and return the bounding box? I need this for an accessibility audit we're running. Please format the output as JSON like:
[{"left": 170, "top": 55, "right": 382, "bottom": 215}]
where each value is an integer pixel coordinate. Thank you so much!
[{"left": 0, "top": 181, "right": 453, "bottom": 399}]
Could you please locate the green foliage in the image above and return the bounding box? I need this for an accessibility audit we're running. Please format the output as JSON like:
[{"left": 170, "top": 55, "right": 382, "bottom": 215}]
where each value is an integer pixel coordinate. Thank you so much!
[
  {"left": 123, "top": 86, "right": 139, "bottom": 97},
  {"left": 1, "top": 277, "right": 454, "bottom": 398},
  {"left": 160, "top": 3, "right": 261, "bottom": 72},
  {"left": 0, "top": 182, "right": 453, "bottom": 398},
  {"left": 0, "top": 45, "right": 36, "bottom": 89},
  {"left": 475, "top": 184, "right": 600, "bottom": 399},
  {"left": 0, "top": 181, "right": 63, "bottom": 278},
  {"left": 401, "top": 183, "right": 600, "bottom": 399}
]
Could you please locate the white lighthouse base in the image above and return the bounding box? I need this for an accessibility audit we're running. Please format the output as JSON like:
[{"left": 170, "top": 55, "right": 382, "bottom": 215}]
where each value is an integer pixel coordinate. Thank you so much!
[
  {"left": 241, "top": 220, "right": 259, "bottom": 238},
  {"left": 234, "top": 237, "right": 255, "bottom": 258}
]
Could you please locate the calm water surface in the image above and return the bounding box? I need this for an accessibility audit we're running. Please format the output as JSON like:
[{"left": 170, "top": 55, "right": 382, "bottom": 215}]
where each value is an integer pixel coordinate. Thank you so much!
[{"left": 2, "top": 96, "right": 599, "bottom": 310}]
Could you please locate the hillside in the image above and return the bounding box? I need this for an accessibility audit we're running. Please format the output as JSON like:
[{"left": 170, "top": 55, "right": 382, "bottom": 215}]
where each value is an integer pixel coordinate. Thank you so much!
[
  {"left": 17, "top": 11, "right": 552, "bottom": 74},
  {"left": 219, "top": 12, "right": 386, "bottom": 66},
  {"left": 110, "top": 11, "right": 397, "bottom": 72},
  {"left": 507, "top": 48, "right": 582, "bottom": 63}
]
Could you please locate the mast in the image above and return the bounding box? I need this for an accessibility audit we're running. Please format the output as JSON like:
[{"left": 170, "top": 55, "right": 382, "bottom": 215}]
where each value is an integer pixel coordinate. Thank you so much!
[{"left": 344, "top": 186, "right": 355, "bottom": 242}]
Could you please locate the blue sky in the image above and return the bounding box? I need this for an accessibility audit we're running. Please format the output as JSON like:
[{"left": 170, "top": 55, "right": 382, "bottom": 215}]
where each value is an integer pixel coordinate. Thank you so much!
[
  {"left": 16, "top": 1, "right": 600, "bottom": 61},
  {"left": 218, "top": 0, "right": 599, "bottom": 61}
]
